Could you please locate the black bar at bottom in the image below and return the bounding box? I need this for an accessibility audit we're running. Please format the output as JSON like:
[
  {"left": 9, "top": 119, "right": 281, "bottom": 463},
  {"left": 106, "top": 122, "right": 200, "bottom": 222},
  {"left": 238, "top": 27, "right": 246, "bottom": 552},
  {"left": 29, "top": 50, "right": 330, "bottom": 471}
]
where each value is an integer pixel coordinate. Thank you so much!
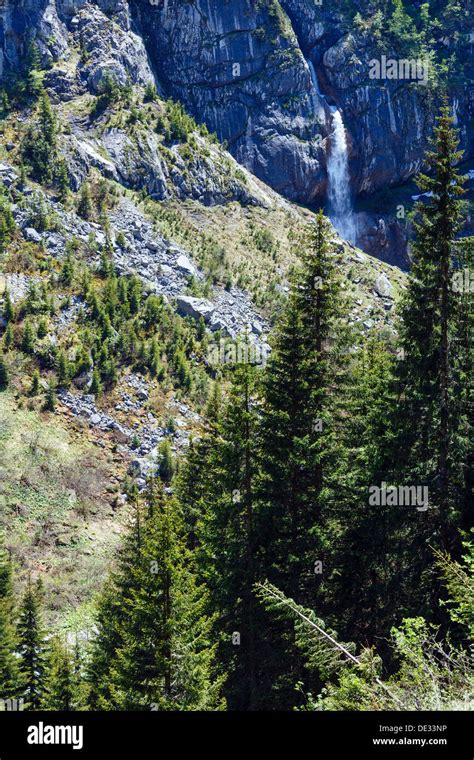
[{"left": 0, "top": 711, "right": 471, "bottom": 758}]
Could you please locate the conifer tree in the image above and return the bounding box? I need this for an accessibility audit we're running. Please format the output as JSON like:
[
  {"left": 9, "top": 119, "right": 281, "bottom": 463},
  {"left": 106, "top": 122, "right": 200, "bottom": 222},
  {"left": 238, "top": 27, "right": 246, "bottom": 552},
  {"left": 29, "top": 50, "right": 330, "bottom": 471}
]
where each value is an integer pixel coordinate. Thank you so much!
[
  {"left": 335, "top": 105, "right": 474, "bottom": 640},
  {"left": 37, "top": 91, "right": 57, "bottom": 150},
  {"left": 391, "top": 103, "right": 472, "bottom": 584},
  {"left": 22, "top": 41, "right": 43, "bottom": 99},
  {"left": 0, "top": 538, "right": 19, "bottom": 701},
  {"left": 148, "top": 337, "right": 163, "bottom": 379},
  {"left": 0, "top": 353, "right": 8, "bottom": 391},
  {"left": 88, "top": 485, "right": 224, "bottom": 710},
  {"left": 17, "top": 577, "right": 46, "bottom": 709},
  {"left": 30, "top": 370, "right": 40, "bottom": 396},
  {"left": 77, "top": 182, "right": 93, "bottom": 221},
  {"left": 89, "top": 367, "right": 102, "bottom": 398},
  {"left": 3, "top": 324, "right": 13, "bottom": 351},
  {"left": 253, "top": 213, "right": 354, "bottom": 706},
  {"left": 0, "top": 196, "right": 15, "bottom": 255},
  {"left": 198, "top": 362, "right": 263, "bottom": 709},
  {"left": 21, "top": 320, "right": 35, "bottom": 354},
  {"left": 42, "top": 637, "right": 75, "bottom": 711},
  {"left": 86, "top": 499, "right": 142, "bottom": 710},
  {"left": 21, "top": 92, "right": 58, "bottom": 183},
  {"left": 56, "top": 350, "right": 70, "bottom": 388},
  {"left": 60, "top": 253, "right": 75, "bottom": 287},
  {"left": 55, "top": 160, "right": 70, "bottom": 200},
  {"left": 328, "top": 338, "right": 405, "bottom": 642},
  {"left": 175, "top": 381, "right": 223, "bottom": 548},
  {"left": 44, "top": 381, "right": 57, "bottom": 411},
  {"left": 3, "top": 290, "right": 14, "bottom": 324},
  {"left": 258, "top": 212, "right": 352, "bottom": 605},
  {"left": 157, "top": 439, "right": 174, "bottom": 483}
]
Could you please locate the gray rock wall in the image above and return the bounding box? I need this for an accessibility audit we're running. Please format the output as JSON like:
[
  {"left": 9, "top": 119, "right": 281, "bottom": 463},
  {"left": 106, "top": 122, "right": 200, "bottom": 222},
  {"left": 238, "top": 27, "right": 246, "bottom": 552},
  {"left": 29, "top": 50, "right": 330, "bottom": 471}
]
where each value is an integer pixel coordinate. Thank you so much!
[{"left": 2, "top": 0, "right": 473, "bottom": 207}]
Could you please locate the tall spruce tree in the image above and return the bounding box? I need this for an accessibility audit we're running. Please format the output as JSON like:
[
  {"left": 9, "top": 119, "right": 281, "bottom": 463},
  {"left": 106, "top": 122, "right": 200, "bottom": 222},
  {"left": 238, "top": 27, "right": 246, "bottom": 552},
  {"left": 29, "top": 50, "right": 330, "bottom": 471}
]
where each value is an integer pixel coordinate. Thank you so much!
[
  {"left": 21, "top": 92, "right": 58, "bottom": 184},
  {"left": 393, "top": 104, "right": 472, "bottom": 562},
  {"left": 0, "top": 194, "right": 15, "bottom": 256},
  {"left": 326, "top": 337, "right": 406, "bottom": 644},
  {"left": 335, "top": 104, "right": 474, "bottom": 641},
  {"left": 42, "top": 637, "right": 75, "bottom": 711},
  {"left": 17, "top": 577, "right": 46, "bottom": 709},
  {"left": 253, "top": 212, "right": 353, "bottom": 706},
  {"left": 2, "top": 289, "right": 14, "bottom": 323},
  {"left": 87, "top": 500, "right": 143, "bottom": 710},
  {"left": 197, "top": 361, "right": 264, "bottom": 709},
  {"left": 258, "top": 212, "right": 352, "bottom": 605},
  {"left": 0, "top": 538, "right": 19, "bottom": 701},
  {"left": 175, "top": 381, "right": 223, "bottom": 549},
  {"left": 89, "top": 484, "right": 224, "bottom": 710}
]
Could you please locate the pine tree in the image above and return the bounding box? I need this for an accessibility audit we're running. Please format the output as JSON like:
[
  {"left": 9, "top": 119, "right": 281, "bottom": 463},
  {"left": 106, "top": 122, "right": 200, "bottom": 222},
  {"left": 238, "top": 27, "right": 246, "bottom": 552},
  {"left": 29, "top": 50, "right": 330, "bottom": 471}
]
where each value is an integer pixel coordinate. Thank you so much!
[
  {"left": 56, "top": 350, "right": 70, "bottom": 388},
  {"left": 0, "top": 353, "right": 8, "bottom": 391},
  {"left": 0, "top": 196, "right": 15, "bottom": 255},
  {"left": 77, "top": 182, "right": 93, "bottom": 221},
  {"left": 148, "top": 337, "right": 164, "bottom": 379},
  {"left": 42, "top": 637, "right": 75, "bottom": 711},
  {"left": 258, "top": 212, "right": 352, "bottom": 604},
  {"left": 37, "top": 91, "right": 57, "bottom": 149},
  {"left": 60, "top": 253, "right": 74, "bottom": 286},
  {"left": 55, "top": 160, "right": 69, "bottom": 200},
  {"left": 390, "top": 102, "right": 472, "bottom": 608},
  {"left": 30, "top": 370, "right": 40, "bottom": 396},
  {"left": 253, "top": 213, "right": 354, "bottom": 706},
  {"left": 37, "top": 317, "right": 48, "bottom": 339},
  {"left": 332, "top": 105, "right": 474, "bottom": 644},
  {"left": 17, "top": 577, "right": 46, "bottom": 709},
  {"left": 88, "top": 485, "right": 225, "bottom": 710},
  {"left": 3, "top": 324, "right": 13, "bottom": 351},
  {"left": 21, "top": 92, "right": 58, "bottom": 183},
  {"left": 86, "top": 498, "right": 142, "bottom": 710},
  {"left": 89, "top": 367, "right": 102, "bottom": 398},
  {"left": 2, "top": 290, "right": 14, "bottom": 323},
  {"left": 0, "top": 537, "right": 20, "bottom": 701},
  {"left": 175, "top": 382, "right": 223, "bottom": 549},
  {"left": 157, "top": 439, "right": 174, "bottom": 483},
  {"left": 44, "top": 381, "right": 57, "bottom": 411},
  {"left": 23, "top": 41, "right": 43, "bottom": 99},
  {"left": 327, "top": 337, "right": 405, "bottom": 643},
  {"left": 21, "top": 320, "right": 35, "bottom": 354},
  {"left": 198, "top": 362, "right": 263, "bottom": 709}
]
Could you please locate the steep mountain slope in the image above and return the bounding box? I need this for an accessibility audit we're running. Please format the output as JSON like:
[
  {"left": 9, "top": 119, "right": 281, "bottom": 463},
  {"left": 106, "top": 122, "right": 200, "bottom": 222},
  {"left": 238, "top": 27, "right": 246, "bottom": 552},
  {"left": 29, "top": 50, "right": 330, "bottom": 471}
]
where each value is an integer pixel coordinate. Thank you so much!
[
  {"left": 2, "top": 0, "right": 473, "bottom": 206},
  {"left": 0, "top": 0, "right": 412, "bottom": 626}
]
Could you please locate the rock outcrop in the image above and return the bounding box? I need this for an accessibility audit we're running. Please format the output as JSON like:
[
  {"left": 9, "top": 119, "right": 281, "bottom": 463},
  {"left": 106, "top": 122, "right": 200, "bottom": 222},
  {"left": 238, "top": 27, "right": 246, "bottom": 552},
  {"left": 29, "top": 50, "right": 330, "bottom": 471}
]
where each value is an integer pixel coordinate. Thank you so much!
[{"left": 2, "top": 0, "right": 472, "bottom": 214}]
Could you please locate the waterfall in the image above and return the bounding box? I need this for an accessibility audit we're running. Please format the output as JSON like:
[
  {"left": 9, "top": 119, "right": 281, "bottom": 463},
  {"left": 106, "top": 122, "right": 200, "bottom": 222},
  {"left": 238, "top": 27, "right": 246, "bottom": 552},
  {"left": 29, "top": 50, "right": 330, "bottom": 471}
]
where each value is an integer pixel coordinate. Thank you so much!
[
  {"left": 305, "top": 58, "right": 357, "bottom": 244},
  {"left": 452, "top": 97, "right": 459, "bottom": 126},
  {"left": 326, "top": 108, "right": 357, "bottom": 243},
  {"left": 306, "top": 59, "right": 326, "bottom": 117}
]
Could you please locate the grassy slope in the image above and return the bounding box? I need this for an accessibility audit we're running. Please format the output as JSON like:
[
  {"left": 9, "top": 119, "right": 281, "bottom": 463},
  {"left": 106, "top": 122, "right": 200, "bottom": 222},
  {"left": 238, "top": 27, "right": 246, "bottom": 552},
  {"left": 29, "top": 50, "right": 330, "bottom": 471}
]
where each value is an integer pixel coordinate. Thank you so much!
[{"left": 0, "top": 391, "right": 128, "bottom": 630}]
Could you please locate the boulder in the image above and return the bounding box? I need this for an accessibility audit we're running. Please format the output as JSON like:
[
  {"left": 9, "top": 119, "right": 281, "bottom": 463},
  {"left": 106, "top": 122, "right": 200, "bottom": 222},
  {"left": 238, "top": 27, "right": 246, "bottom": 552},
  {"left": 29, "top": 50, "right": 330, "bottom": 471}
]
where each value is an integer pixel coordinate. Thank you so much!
[
  {"left": 374, "top": 273, "right": 393, "bottom": 298},
  {"left": 176, "top": 296, "right": 215, "bottom": 323},
  {"left": 175, "top": 254, "right": 196, "bottom": 277},
  {"left": 24, "top": 228, "right": 42, "bottom": 243}
]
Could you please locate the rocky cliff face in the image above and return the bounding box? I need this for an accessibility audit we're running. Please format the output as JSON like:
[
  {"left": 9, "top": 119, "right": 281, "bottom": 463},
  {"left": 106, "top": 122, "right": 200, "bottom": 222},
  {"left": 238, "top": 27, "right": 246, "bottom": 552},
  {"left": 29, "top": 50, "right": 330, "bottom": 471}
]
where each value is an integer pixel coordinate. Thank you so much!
[
  {"left": 131, "top": 0, "right": 326, "bottom": 203},
  {"left": 133, "top": 0, "right": 474, "bottom": 201},
  {"left": 4, "top": 0, "right": 472, "bottom": 212}
]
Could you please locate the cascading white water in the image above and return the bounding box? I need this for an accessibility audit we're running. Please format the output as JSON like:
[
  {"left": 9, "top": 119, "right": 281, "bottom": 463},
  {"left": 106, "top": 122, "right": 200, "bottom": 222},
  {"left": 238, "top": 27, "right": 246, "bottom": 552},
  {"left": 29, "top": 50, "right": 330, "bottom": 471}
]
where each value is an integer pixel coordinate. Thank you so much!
[
  {"left": 305, "top": 58, "right": 357, "bottom": 244},
  {"left": 326, "top": 108, "right": 357, "bottom": 243},
  {"left": 307, "top": 59, "right": 325, "bottom": 116},
  {"left": 452, "top": 97, "right": 459, "bottom": 126}
]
